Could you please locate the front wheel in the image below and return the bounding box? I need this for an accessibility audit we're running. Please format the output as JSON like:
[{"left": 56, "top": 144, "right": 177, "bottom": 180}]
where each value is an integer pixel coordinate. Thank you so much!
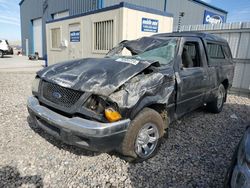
[
  {"left": 207, "top": 84, "right": 226, "bottom": 113},
  {"left": 120, "top": 108, "right": 164, "bottom": 162},
  {"left": 0, "top": 51, "right": 3, "bottom": 58}
]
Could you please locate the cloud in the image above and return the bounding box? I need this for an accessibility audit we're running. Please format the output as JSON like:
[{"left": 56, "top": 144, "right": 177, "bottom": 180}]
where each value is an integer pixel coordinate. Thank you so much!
[
  {"left": 0, "top": 19, "right": 20, "bottom": 26},
  {"left": 0, "top": 0, "right": 21, "bottom": 40},
  {"left": 0, "top": 15, "right": 20, "bottom": 26},
  {"left": 0, "top": 3, "right": 9, "bottom": 10},
  {"left": 0, "top": 0, "right": 20, "bottom": 25},
  {"left": 200, "top": 0, "right": 212, "bottom": 4},
  {"left": 0, "top": 15, "right": 19, "bottom": 22}
]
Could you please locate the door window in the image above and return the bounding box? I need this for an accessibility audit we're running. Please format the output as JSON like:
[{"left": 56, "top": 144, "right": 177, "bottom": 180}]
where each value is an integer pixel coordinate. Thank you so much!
[
  {"left": 181, "top": 42, "right": 202, "bottom": 68},
  {"left": 207, "top": 43, "right": 225, "bottom": 59}
]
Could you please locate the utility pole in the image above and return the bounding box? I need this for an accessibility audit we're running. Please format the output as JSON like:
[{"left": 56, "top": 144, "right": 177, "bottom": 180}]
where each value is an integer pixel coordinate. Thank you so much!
[{"left": 177, "top": 12, "right": 185, "bottom": 32}]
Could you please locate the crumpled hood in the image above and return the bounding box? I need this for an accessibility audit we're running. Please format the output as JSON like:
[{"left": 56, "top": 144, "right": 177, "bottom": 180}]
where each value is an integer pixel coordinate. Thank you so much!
[{"left": 37, "top": 57, "right": 156, "bottom": 95}]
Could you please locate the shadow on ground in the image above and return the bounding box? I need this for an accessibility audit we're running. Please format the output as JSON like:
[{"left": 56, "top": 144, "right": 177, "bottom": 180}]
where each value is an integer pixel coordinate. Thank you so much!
[
  {"left": 0, "top": 166, "right": 43, "bottom": 187},
  {"left": 1, "top": 56, "right": 12, "bottom": 58},
  {"left": 27, "top": 116, "right": 100, "bottom": 157},
  {"left": 127, "top": 102, "right": 249, "bottom": 187}
]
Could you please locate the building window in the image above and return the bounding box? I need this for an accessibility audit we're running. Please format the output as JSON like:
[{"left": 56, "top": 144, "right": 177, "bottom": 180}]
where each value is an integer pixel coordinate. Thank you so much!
[
  {"left": 207, "top": 43, "right": 225, "bottom": 59},
  {"left": 93, "top": 20, "right": 114, "bottom": 52},
  {"left": 51, "top": 28, "right": 61, "bottom": 49}
]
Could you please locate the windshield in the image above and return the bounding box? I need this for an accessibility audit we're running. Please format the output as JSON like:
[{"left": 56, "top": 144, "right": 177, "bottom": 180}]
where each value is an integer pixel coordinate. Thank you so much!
[{"left": 107, "top": 38, "right": 177, "bottom": 65}]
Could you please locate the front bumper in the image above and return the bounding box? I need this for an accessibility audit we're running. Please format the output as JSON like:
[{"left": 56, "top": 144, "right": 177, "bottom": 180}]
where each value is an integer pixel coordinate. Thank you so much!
[{"left": 27, "top": 96, "right": 131, "bottom": 152}]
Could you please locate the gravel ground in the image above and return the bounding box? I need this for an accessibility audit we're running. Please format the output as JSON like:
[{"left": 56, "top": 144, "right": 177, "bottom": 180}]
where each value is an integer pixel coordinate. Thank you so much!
[{"left": 0, "top": 72, "right": 249, "bottom": 188}]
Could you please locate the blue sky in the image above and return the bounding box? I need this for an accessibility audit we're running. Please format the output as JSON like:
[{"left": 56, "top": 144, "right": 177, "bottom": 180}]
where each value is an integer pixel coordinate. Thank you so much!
[
  {"left": 203, "top": 0, "right": 250, "bottom": 22},
  {"left": 0, "top": 0, "right": 20, "bottom": 41},
  {"left": 0, "top": 0, "right": 250, "bottom": 41}
]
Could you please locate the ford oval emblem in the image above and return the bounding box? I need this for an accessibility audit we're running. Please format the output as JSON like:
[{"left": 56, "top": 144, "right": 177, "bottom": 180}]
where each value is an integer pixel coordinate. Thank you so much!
[{"left": 52, "top": 92, "right": 62, "bottom": 99}]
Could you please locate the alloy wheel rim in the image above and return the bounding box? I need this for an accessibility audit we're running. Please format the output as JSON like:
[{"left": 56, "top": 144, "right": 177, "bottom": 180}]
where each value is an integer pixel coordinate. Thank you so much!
[
  {"left": 217, "top": 86, "right": 224, "bottom": 109},
  {"left": 135, "top": 123, "right": 159, "bottom": 158}
]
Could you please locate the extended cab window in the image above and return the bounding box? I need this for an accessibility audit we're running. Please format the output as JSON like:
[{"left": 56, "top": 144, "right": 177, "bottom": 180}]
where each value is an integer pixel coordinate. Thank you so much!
[
  {"left": 181, "top": 42, "right": 201, "bottom": 68},
  {"left": 222, "top": 45, "right": 232, "bottom": 59},
  {"left": 207, "top": 43, "right": 225, "bottom": 59}
]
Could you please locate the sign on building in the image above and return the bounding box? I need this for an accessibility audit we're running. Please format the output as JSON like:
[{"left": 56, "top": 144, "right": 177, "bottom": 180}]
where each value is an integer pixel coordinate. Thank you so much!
[
  {"left": 203, "top": 10, "right": 225, "bottom": 24},
  {"left": 70, "top": 31, "right": 80, "bottom": 42},
  {"left": 141, "top": 18, "right": 159, "bottom": 33}
]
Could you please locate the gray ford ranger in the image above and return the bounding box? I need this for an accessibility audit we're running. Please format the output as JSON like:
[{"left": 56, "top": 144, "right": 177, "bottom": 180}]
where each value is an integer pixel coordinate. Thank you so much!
[{"left": 27, "top": 32, "right": 234, "bottom": 162}]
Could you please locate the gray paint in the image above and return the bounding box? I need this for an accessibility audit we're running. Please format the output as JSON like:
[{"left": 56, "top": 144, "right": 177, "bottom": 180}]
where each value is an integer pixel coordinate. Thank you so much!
[
  {"left": 177, "top": 22, "right": 250, "bottom": 96},
  {"left": 104, "top": 0, "right": 165, "bottom": 12},
  {"left": 20, "top": 0, "right": 227, "bottom": 58},
  {"left": 35, "top": 33, "right": 234, "bottom": 125}
]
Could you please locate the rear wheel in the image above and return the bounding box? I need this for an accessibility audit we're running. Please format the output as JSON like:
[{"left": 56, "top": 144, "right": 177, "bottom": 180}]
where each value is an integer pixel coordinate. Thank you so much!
[
  {"left": 120, "top": 108, "right": 164, "bottom": 162},
  {"left": 0, "top": 51, "right": 3, "bottom": 58},
  {"left": 207, "top": 84, "right": 226, "bottom": 113}
]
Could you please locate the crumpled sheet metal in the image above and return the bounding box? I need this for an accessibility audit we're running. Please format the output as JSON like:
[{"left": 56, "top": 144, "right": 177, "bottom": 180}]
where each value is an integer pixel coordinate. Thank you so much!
[
  {"left": 107, "top": 36, "right": 172, "bottom": 56},
  {"left": 37, "top": 36, "right": 176, "bottom": 110},
  {"left": 37, "top": 57, "right": 156, "bottom": 96},
  {"left": 109, "top": 72, "right": 175, "bottom": 108}
]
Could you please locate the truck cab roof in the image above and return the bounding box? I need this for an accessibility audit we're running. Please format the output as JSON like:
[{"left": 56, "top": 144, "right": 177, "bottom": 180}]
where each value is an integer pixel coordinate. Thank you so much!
[{"left": 154, "top": 32, "right": 228, "bottom": 44}]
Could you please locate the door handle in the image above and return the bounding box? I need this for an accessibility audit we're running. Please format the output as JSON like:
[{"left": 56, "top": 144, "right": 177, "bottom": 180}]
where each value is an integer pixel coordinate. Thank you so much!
[{"left": 203, "top": 75, "right": 208, "bottom": 80}]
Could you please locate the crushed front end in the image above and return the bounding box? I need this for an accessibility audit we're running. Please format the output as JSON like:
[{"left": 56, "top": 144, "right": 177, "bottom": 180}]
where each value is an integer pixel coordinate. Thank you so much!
[{"left": 27, "top": 78, "right": 131, "bottom": 152}]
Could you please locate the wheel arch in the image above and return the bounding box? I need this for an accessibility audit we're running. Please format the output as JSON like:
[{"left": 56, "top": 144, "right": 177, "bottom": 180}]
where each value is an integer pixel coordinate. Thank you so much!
[
  {"left": 130, "top": 102, "right": 169, "bottom": 129},
  {"left": 222, "top": 79, "right": 229, "bottom": 90},
  {"left": 221, "top": 79, "right": 229, "bottom": 102}
]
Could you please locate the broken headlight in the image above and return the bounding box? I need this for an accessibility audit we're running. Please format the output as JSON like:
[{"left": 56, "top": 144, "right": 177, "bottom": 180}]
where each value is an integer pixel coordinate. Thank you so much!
[
  {"left": 32, "top": 77, "right": 40, "bottom": 94},
  {"left": 85, "top": 95, "right": 105, "bottom": 114},
  {"left": 104, "top": 107, "right": 122, "bottom": 122},
  {"left": 84, "top": 95, "right": 122, "bottom": 122}
]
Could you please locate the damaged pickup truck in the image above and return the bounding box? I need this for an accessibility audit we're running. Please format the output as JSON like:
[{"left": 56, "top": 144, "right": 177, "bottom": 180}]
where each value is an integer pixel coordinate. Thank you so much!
[{"left": 27, "top": 32, "right": 234, "bottom": 162}]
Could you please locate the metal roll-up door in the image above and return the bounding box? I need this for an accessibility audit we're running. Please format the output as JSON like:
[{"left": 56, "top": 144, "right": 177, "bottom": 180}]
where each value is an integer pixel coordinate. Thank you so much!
[{"left": 33, "top": 18, "right": 43, "bottom": 57}]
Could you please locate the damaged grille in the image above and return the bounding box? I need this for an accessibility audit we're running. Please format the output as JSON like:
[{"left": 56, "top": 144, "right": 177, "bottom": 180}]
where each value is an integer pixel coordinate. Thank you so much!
[{"left": 41, "top": 81, "right": 83, "bottom": 108}]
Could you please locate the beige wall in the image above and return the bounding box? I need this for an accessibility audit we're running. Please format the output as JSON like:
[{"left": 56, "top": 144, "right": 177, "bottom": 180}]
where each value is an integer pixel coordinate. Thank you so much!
[
  {"left": 46, "top": 9, "right": 121, "bottom": 65},
  {"left": 121, "top": 8, "right": 173, "bottom": 40},
  {"left": 46, "top": 7, "right": 173, "bottom": 65}
]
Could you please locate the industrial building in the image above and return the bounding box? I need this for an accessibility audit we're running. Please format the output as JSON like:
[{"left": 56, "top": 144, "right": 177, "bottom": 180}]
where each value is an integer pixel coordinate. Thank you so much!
[{"left": 19, "top": 0, "right": 227, "bottom": 59}]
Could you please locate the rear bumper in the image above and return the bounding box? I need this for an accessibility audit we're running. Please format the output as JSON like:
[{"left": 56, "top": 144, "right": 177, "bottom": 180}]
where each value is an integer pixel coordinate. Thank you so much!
[
  {"left": 2, "top": 50, "right": 12, "bottom": 55},
  {"left": 27, "top": 96, "right": 131, "bottom": 152}
]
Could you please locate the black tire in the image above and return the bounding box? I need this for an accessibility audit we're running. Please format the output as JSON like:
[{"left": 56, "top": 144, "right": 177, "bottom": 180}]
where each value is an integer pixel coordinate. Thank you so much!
[
  {"left": 120, "top": 108, "right": 164, "bottom": 162},
  {"left": 224, "top": 143, "right": 239, "bottom": 188},
  {"left": 207, "top": 84, "right": 226, "bottom": 113},
  {"left": 0, "top": 50, "right": 3, "bottom": 58}
]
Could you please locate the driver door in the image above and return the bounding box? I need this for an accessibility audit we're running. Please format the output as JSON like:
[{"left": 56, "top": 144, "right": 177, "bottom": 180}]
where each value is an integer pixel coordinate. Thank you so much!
[{"left": 176, "top": 37, "right": 209, "bottom": 117}]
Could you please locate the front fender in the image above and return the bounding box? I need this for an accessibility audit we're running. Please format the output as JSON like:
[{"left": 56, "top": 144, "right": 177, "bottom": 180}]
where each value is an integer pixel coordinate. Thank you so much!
[{"left": 128, "top": 85, "right": 175, "bottom": 121}]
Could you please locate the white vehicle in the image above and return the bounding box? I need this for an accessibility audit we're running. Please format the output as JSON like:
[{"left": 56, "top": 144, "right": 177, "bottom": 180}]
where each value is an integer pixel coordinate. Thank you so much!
[{"left": 0, "top": 40, "right": 13, "bottom": 58}]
